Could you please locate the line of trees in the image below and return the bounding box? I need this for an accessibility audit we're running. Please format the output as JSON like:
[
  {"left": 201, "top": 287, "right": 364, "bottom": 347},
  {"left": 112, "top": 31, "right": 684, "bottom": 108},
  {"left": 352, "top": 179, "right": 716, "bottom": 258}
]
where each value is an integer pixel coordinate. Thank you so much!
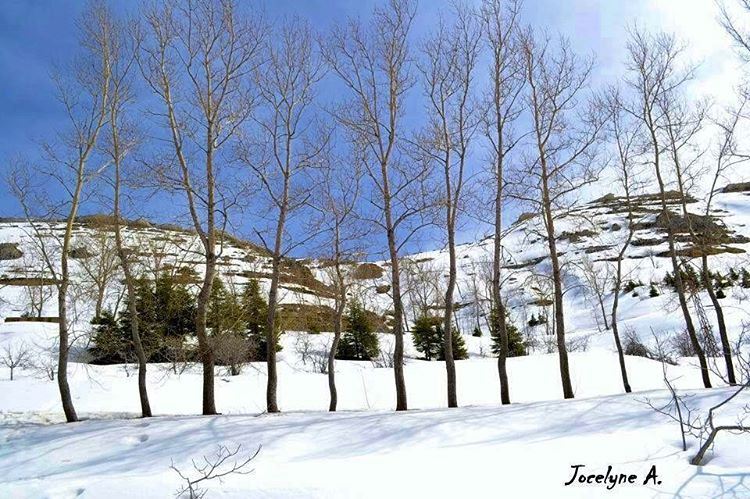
[{"left": 6, "top": 0, "right": 750, "bottom": 422}]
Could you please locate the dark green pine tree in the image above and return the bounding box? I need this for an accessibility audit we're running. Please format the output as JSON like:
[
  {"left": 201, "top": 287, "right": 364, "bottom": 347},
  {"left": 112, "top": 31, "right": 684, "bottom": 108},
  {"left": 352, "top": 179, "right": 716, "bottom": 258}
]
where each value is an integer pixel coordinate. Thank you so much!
[
  {"left": 741, "top": 268, "right": 750, "bottom": 289},
  {"left": 89, "top": 309, "right": 128, "bottom": 364},
  {"left": 412, "top": 316, "right": 443, "bottom": 360},
  {"left": 242, "top": 279, "right": 281, "bottom": 360},
  {"left": 438, "top": 326, "right": 468, "bottom": 361},
  {"left": 491, "top": 309, "right": 526, "bottom": 357},
  {"left": 411, "top": 315, "right": 468, "bottom": 361},
  {"left": 208, "top": 277, "right": 245, "bottom": 337},
  {"left": 90, "top": 272, "right": 196, "bottom": 364},
  {"left": 728, "top": 267, "right": 739, "bottom": 282},
  {"left": 337, "top": 300, "right": 379, "bottom": 360}
]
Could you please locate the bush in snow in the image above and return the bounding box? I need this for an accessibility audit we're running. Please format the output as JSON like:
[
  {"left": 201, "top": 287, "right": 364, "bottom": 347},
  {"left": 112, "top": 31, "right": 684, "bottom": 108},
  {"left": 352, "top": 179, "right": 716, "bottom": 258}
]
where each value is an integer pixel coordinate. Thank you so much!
[{"left": 171, "top": 444, "right": 261, "bottom": 499}]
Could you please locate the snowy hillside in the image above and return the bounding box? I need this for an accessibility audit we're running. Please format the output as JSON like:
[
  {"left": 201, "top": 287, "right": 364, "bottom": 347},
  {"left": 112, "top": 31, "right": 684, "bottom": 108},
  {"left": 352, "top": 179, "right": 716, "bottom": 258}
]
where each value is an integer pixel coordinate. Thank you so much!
[{"left": 2, "top": 186, "right": 750, "bottom": 357}]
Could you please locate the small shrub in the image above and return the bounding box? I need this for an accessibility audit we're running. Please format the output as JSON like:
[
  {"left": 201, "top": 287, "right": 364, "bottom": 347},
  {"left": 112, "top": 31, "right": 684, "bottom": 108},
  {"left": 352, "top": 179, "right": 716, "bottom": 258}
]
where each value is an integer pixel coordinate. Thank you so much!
[{"left": 624, "top": 330, "right": 651, "bottom": 358}]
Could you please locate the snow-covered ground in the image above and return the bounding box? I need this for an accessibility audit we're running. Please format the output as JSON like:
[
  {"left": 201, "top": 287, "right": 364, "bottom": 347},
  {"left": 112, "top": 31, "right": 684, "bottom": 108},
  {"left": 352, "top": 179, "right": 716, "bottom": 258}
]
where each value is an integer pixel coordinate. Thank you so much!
[
  {"left": 1, "top": 386, "right": 747, "bottom": 498},
  {"left": 1, "top": 323, "right": 749, "bottom": 498}
]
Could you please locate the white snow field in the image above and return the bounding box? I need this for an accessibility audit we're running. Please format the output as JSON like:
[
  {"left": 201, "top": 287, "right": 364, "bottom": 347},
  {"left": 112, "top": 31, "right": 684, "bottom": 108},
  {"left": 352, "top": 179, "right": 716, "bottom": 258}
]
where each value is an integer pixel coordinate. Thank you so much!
[{"left": 1, "top": 324, "right": 749, "bottom": 498}]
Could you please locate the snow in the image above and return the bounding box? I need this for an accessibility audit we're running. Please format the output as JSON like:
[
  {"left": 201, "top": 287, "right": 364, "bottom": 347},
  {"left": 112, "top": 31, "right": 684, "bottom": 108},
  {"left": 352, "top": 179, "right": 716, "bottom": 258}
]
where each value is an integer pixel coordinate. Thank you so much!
[
  {"left": 1, "top": 387, "right": 748, "bottom": 498},
  {"left": 1, "top": 322, "right": 749, "bottom": 497}
]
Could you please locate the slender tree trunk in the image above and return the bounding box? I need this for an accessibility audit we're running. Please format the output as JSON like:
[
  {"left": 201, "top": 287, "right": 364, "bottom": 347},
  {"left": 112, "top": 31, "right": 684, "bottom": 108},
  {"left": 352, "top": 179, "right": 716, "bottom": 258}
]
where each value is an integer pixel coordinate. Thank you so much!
[
  {"left": 57, "top": 169, "right": 86, "bottom": 423},
  {"left": 328, "top": 289, "right": 344, "bottom": 412},
  {"left": 385, "top": 215, "right": 407, "bottom": 410},
  {"left": 597, "top": 296, "right": 610, "bottom": 331},
  {"left": 266, "top": 194, "right": 287, "bottom": 414},
  {"left": 540, "top": 161, "right": 574, "bottom": 399},
  {"left": 113, "top": 151, "right": 152, "bottom": 417},
  {"left": 196, "top": 134, "right": 218, "bottom": 416},
  {"left": 492, "top": 172, "right": 510, "bottom": 405},
  {"left": 57, "top": 282, "right": 77, "bottom": 422},
  {"left": 611, "top": 260, "right": 631, "bottom": 393},
  {"left": 702, "top": 255, "right": 735, "bottom": 384},
  {"left": 442, "top": 228, "right": 458, "bottom": 408},
  {"left": 649, "top": 134, "right": 711, "bottom": 388}
]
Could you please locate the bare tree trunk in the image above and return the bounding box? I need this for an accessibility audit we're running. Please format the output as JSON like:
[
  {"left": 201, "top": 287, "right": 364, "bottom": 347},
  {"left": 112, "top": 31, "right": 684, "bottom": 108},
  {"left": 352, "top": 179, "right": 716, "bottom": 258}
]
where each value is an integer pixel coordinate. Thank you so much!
[
  {"left": 442, "top": 223, "right": 458, "bottom": 407},
  {"left": 266, "top": 252, "right": 282, "bottom": 414},
  {"left": 626, "top": 28, "right": 710, "bottom": 388},
  {"left": 110, "top": 83, "right": 152, "bottom": 418},
  {"left": 114, "top": 186, "right": 152, "bottom": 417},
  {"left": 542, "top": 183, "right": 574, "bottom": 399},
  {"left": 386, "top": 217, "right": 408, "bottom": 411},
  {"left": 328, "top": 262, "right": 345, "bottom": 411},
  {"left": 701, "top": 256, "right": 734, "bottom": 384},
  {"left": 481, "top": 0, "right": 523, "bottom": 405},
  {"left": 651, "top": 153, "right": 710, "bottom": 388},
  {"left": 611, "top": 258, "right": 632, "bottom": 393}
]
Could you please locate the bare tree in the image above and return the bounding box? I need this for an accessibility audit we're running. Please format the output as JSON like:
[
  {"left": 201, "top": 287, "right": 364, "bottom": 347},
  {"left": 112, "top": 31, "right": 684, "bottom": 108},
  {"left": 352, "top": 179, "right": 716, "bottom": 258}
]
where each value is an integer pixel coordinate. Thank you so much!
[
  {"left": 8, "top": 2, "right": 115, "bottom": 422},
  {"left": 401, "top": 258, "right": 442, "bottom": 323},
  {"left": 1, "top": 343, "right": 30, "bottom": 381},
  {"left": 238, "top": 17, "right": 324, "bottom": 413},
  {"left": 311, "top": 148, "right": 363, "bottom": 411},
  {"left": 576, "top": 255, "right": 612, "bottom": 331},
  {"left": 606, "top": 89, "right": 646, "bottom": 393},
  {"left": 323, "top": 0, "right": 425, "bottom": 411},
  {"left": 624, "top": 28, "right": 711, "bottom": 388},
  {"left": 415, "top": 1, "right": 481, "bottom": 408},
  {"left": 696, "top": 93, "right": 750, "bottom": 385},
  {"left": 20, "top": 249, "right": 55, "bottom": 318},
  {"left": 480, "top": 0, "right": 526, "bottom": 404},
  {"left": 100, "top": 10, "right": 152, "bottom": 417},
  {"left": 719, "top": 0, "right": 750, "bottom": 62},
  {"left": 140, "top": 0, "right": 263, "bottom": 415},
  {"left": 76, "top": 227, "right": 121, "bottom": 320},
  {"left": 513, "top": 30, "right": 607, "bottom": 399}
]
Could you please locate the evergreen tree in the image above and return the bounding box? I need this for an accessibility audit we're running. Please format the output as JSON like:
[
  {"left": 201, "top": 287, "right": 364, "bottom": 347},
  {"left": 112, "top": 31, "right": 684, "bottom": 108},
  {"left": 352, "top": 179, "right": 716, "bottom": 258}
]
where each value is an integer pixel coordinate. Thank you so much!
[
  {"left": 337, "top": 300, "right": 379, "bottom": 360},
  {"left": 412, "top": 316, "right": 443, "bottom": 360},
  {"left": 242, "top": 279, "right": 281, "bottom": 361},
  {"left": 90, "top": 272, "right": 196, "bottom": 364},
  {"left": 439, "top": 327, "right": 468, "bottom": 361},
  {"left": 649, "top": 284, "right": 660, "bottom": 297},
  {"left": 472, "top": 326, "right": 482, "bottom": 337},
  {"left": 411, "top": 314, "right": 468, "bottom": 361},
  {"left": 742, "top": 268, "right": 750, "bottom": 289},
  {"left": 528, "top": 313, "right": 538, "bottom": 327},
  {"left": 728, "top": 267, "right": 739, "bottom": 282},
  {"left": 491, "top": 310, "right": 526, "bottom": 357},
  {"left": 208, "top": 277, "right": 245, "bottom": 336}
]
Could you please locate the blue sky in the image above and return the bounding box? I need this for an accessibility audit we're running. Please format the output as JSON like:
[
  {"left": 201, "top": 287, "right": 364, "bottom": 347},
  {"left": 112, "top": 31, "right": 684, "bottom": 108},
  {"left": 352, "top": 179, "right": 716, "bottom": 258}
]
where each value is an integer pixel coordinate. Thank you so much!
[{"left": 0, "top": 0, "right": 741, "bottom": 257}]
